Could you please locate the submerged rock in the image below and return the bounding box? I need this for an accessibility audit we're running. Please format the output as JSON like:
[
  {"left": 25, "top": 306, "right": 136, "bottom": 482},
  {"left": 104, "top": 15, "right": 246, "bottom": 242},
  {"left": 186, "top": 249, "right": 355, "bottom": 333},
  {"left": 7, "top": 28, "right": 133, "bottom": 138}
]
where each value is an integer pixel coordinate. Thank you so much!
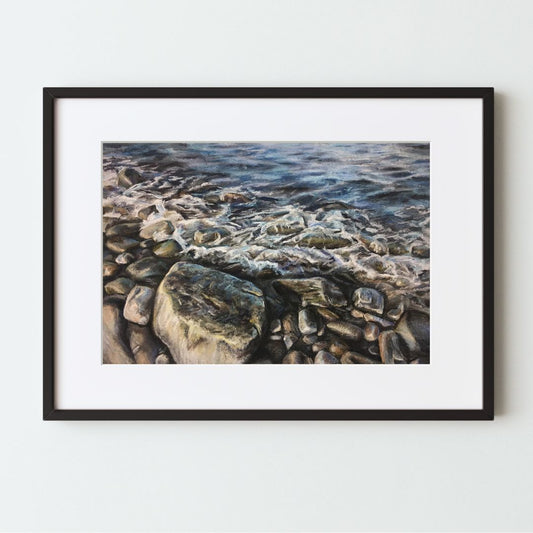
[
  {"left": 352, "top": 287, "right": 385, "bottom": 315},
  {"left": 123, "top": 285, "right": 155, "bottom": 326},
  {"left": 117, "top": 167, "right": 143, "bottom": 188},
  {"left": 103, "top": 298, "right": 134, "bottom": 364},
  {"left": 153, "top": 263, "right": 266, "bottom": 364},
  {"left": 274, "top": 277, "right": 347, "bottom": 308}
]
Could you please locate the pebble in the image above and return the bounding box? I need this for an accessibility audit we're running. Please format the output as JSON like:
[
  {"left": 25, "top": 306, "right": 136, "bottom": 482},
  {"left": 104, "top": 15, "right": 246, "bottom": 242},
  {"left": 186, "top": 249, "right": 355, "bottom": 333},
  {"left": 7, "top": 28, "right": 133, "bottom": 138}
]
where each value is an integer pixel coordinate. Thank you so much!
[
  {"left": 387, "top": 303, "right": 405, "bottom": 322},
  {"left": 282, "top": 350, "right": 312, "bottom": 364},
  {"left": 298, "top": 308, "right": 317, "bottom": 335},
  {"left": 283, "top": 334, "right": 298, "bottom": 350},
  {"left": 105, "top": 222, "right": 141, "bottom": 238},
  {"left": 106, "top": 236, "right": 139, "bottom": 253},
  {"left": 315, "top": 350, "right": 339, "bottom": 364},
  {"left": 127, "top": 323, "right": 160, "bottom": 364},
  {"left": 115, "top": 252, "right": 135, "bottom": 265},
  {"left": 326, "top": 320, "right": 363, "bottom": 342},
  {"left": 138, "top": 205, "right": 157, "bottom": 220},
  {"left": 153, "top": 239, "right": 182, "bottom": 258},
  {"left": 269, "top": 334, "right": 282, "bottom": 341},
  {"left": 125, "top": 257, "right": 168, "bottom": 283},
  {"left": 104, "top": 277, "right": 134, "bottom": 296},
  {"left": 117, "top": 167, "right": 142, "bottom": 188},
  {"left": 364, "top": 313, "right": 394, "bottom": 328},
  {"left": 139, "top": 219, "right": 174, "bottom": 240},
  {"left": 364, "top": 322, "right": 380, "bottom": 342},
  {"left": 352, "top": 287, "right": 385, "bottom": 315},
  {"left": 155, "top": 353, "right": 171, "bottom": 364},
  {"left": 265, "top": 339, "right": 287, "bottom": 363},
  {"left": 350, "top": 308, "right": 364, "bottom": 319},
  {"left": 329, "top": 339, "right": 349, "bottom": 356},
  {"left": 103, "top": 261, "right": 119, "bottom": 278},
  {"left": 341, "top": 351, "right": 379, "bottom": 364},
  {"left": 282, "top": 313, "right": 300, "bottom": 336},
  {"left": 368, "top": 344, "right": 380, "bottom": 357},
  {"left": 123, "top": 285, "right": 155, "bottom": 326},
  {"left": 312, "top": 341, "right": 329, "bottom": 353}
]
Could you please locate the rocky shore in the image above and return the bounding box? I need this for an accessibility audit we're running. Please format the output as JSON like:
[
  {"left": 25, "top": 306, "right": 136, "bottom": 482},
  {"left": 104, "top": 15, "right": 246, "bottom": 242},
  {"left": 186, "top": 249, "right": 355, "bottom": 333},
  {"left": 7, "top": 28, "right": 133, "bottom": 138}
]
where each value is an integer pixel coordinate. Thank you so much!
[{"left": 103, "top": 168, "right": 430, "bottom": 365}]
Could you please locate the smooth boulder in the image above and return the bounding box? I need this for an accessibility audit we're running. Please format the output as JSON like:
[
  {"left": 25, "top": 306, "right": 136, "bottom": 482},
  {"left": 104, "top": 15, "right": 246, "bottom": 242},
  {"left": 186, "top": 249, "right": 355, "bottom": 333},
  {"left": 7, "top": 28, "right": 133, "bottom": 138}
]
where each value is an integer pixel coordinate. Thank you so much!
[{"left": 153, "top": 263, "right": 266, "bottom": 364}]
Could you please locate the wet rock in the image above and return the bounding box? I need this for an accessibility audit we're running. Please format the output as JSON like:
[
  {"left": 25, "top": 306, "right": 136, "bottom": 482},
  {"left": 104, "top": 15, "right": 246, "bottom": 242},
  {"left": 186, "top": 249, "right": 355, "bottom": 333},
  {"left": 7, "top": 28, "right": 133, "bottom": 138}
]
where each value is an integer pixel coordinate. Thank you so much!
[
  {"left": 326, "top": 321, "right": 363, "bottom": 342},
  {"left": 298, "top": 308, "right": 317, "bottom": 335},
  {"left": 387, "top": 302, "right": 405, "bottom": 322},
  {"left": 103, "top": 297, "right": 134, "bottom": 364},
  {"left": 105, "top": 222, "right": 141, "bottom": 238},
  {"left": 364, "top": 323, "right": 380, "bottom": 342},
  {"left": 153, "top": 263, "right": 266, "bottom": 364},
  {"left": 104, "top": 277, "right": 134, "bottom": 296},
  {"left": 298, "top": 232, "right": 351, "bottom": 249},
  {"left": 353, "top": 287, "right": 385, "bottom": 315},
  {"left": 312, "top": 341, "right": 329, "bottom": 353},
  {"left": 411, "top": 243, "right": 430, "bottom": 258},
  {"left": 264, "top": 339, "right": 286, "bottom": 363},
  {"left": 378, "top": 331, "right": 408, "bottom": 364},
  {"left": 127, "top": 323, "right": 159, "bottom": 364},
  {"left": 329, "top": 339, "right": 349, "bottom": 357},
  {"left": 124, "top": 285, "right": 155, "bottom": 326},
  {"left": 153, "top": 240, "right": 182, "bottom": 258},
  {"left": 115, "top": 252, "right": 135, "bottom": 265},
  {"left": 155, "top": 353, "right": 171, "bottom": 364},
  {"left": 283, "top": 334, "right": 298, "bottom": 351},
  {"left": 302, "top": 334, "right": 318, "bottom": 345},
  {"left": 364, "top": 313, "right": 394, "bottom": 328},
  {"left": 139, "top": 219, "right": 174, "bottom": 240},
  {"left": 117, "top": 167, "right": 143, "bottom": 188},
  {"left": 126, "top": 257, "right": 168, "bottom": 284},
  {"left": 282, "top": 351, "right": 311, "bottom": 364},
  {"left": 140, "top": 239, "right": 156, "bottom": 248},
  {"left": 409, "top": 357, "right": 430, "bottom": 365},
  {"left": 274, "top": 277, "right": 347, "bottom": 308},
  {"left": 388, "top": 242, "right": 408, "bottom": 256},
  {"left": 350, "top": 308, "right": 365, "bottom": 319},
  {"left": 315, "top": 350, "right": 339, "bottom": 364},
  {"left": 341, "top": 351, "right": 379, "bottom": 364},
  {"left": 369, "top": 239, "right": 388, "bottom": 255},
  {"left": 194, "top": 227, "right": 231, "bottom": 245},
  {"left": 220, "top": 192, "right": 252, "bottom": 203},
  {"left": 270, "top": 318, "right": 282, "bottom": 333},
  {"left": 106, "top": 236, "right": 139, "bottom": 254},
  {"left": 315, "top": 307, "right": 341, "bottom": 321},
  {"left": 395, "top": 310, "right": 430, "bottom": 358},
  {"left": 103, "top": 261, "right": 120, "bottom": 279}
]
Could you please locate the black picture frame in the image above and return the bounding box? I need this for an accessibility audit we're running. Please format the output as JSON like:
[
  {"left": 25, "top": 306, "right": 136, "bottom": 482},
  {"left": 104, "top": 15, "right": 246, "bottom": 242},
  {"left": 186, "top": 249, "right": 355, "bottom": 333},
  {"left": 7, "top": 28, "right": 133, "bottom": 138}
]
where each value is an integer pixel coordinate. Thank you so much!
[{"left": 43, "top": 87, "right": 494, "bottom": 421}]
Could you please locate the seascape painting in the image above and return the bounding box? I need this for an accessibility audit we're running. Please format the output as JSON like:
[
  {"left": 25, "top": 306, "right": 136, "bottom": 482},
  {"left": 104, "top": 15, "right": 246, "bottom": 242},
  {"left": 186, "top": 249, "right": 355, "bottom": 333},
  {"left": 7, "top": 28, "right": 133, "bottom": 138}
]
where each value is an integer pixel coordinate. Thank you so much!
[{"left": 102, "top": 142, "right": 430, "bottom": 365}]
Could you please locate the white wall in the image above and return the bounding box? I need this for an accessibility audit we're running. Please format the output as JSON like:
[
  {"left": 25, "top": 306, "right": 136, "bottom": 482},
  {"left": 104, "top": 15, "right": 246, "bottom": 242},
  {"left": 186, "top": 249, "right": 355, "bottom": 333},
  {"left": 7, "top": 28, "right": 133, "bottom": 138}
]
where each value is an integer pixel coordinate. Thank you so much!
[{"left": 0, "top": 0, "right": 530, "bottom": 531}]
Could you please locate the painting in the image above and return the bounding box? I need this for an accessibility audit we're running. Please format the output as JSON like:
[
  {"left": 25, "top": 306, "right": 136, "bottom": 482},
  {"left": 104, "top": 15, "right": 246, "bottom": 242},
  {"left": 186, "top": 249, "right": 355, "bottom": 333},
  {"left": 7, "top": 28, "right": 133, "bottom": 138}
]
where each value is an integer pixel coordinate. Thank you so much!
[{"left": 102, "top": 142, "right": 430, "bottom": 365}]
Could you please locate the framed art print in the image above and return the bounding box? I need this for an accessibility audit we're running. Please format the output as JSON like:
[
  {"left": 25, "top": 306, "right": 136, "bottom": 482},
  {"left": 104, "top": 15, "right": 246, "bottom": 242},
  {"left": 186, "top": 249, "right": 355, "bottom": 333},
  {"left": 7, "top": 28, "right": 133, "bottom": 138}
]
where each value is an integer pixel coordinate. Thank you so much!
[{"left": 43, "top": 87, "right": 494, "bottom": 420}]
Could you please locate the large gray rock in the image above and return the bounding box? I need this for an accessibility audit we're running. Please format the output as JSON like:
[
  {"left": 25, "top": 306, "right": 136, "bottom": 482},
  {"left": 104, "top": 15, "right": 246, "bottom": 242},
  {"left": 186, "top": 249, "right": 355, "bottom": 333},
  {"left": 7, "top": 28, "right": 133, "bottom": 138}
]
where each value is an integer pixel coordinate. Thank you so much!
[
  {"left": 274, "top": 277, "right": 347, "bottom": 308},
  {"left": 102, "top": 297, "right": 134, "bottom": 364},
  {"left": 153, "top": 263, "right": 266, "bottom": 364}
]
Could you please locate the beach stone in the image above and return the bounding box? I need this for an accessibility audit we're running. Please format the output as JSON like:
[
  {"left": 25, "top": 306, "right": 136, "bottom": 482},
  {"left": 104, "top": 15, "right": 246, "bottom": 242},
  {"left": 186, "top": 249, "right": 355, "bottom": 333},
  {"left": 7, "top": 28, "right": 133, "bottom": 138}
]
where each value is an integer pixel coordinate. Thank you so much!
[
  {"left": 282, "top": 351, "right": 311, "bottom": 364},
  {"left": 127, "top": 323, "right": 159, "bottom": 364},
  {"left": 140, "top": 239, "right": 156, "bottom": 248},
  {"left": 369, "top": 240, "right": 388, "bottom": 255},
  {"left": 117, "top": 167, "right": 143, "bottom": 188},
  {"left": 326, "top": 320, "right": 363, "bottom": 342},
  {"left": 389, "top": 242, "right": 408, "bottom": 256},
  {"left": 341, "top": 351, "right": 379, "bottom": 364},
  {"left": 282, "top": 313, "right": 300, "bottom": 335},
  {"left": 353, "top": 287, "right": 385, "bottom": 315},
  {"left": 105, "top": 222, "right": 140, "bottom": 238},
  {"left": 299, "top": 233, "right": 351, "bottom": 249},
  {"left": 378, "top": 331, "right": 408, "bottom": 364},
  {"left": 155, "top": 353, "right": 171, "bottom": 364},
  {"left": 269, "top": 334, "right": 282, "bottom": 341},
  {"left": 298, "top": 308, "right": 317, "bottom": 335},
  {"left": 351, "top": 308, "right": 365, "bottom": 319},
  {"left": 104, "top": 277, "right": 134, "bottom": 296},
  {"left": 315, "top": 307, "right": 341, "bottom": 321},
  {"left": 368, "top": 344, "right": 380, "bottom": 357},
  {"left": 274, "top": 277, "right": 347, "bottom": 308},
  {"left": 123, "top": 285, "right": 155, "bottom": 326},
  {"left": 153, "top": 239, "right": 182, "bottom": 258},
  {"left": 364, "top": 322, "right": 380, "bottom": 342},
  {"left": 270, "top": 318, "right": 282, "bottom": 333},
  {"left": 312, "top": 341, "right": 329, "bottom": 353},
  {"left": 126, "top": 257, "right": 168, "bottom": 283},
  {"left": 411, "top": 244, "right": 430, "bottom": 258},
  {"left": 194, "top": 227, "right": 231, "bottom": 245},
  {"left": 102, "top": 297, "right": 134, "bottom": 364},
  {"left": 364, "top": 313, "right": 394, "bottom": 328},
  {"left": 315, "top": 350, "right": 339, "bottom": 364},
  {"left": 395, "top": 310, "right": 430, "bottom": 358},
  {"left": 139, "top": 219, "right": 174, "bottom": 240},
  {"left": 106, "top": 236, "right": 139, "bottom": 253},
  {"left": 115, "top": 252, "right": 135, "bottom": 265},
  {"left": 153, "top": 263, "right": 266, "bottom": 364},
  {"left": 387, "top": 302, "right": 405, "bottom": 322},
  {"left": 138, "top": 205, "right": 157, "bottom": 220},
  {"left": 329, "top": 339, "right": 349, "bottom": 357},
  {"left": 264, "top": 339, "right": 286, "bottom": 363},
  {"left": 283, "top": 334, "right": 298, "bottom": 351},
  {"left": 302, "top": 334, "right": 318, "bottom": 345},
  {"left": 103, "top": 261, "right": 120, "bottom": 279}
]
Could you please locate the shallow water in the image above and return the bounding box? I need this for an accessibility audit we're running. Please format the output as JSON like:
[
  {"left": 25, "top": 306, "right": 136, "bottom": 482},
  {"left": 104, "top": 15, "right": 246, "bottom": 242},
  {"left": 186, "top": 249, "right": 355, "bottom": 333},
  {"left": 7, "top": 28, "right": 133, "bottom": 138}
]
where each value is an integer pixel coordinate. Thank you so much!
[{"left": 103, "top": 142, "right": 430, "bottom": 305}]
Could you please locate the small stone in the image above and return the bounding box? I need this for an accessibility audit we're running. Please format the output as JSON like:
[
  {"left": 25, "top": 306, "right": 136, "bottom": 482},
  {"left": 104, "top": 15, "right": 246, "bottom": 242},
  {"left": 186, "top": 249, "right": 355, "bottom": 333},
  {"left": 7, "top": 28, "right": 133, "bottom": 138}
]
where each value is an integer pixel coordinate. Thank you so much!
[
  {"left": 128, "top": 323, "right": 159, "bottom": 364},
  {"left": 282, "top": 351, "right": 311, "bottom": 364},
  {"left": 103, "top": 261, "right": 120, "bottom": 278},
  {"left": 140, "top": 239, "right": 155, "bottom": 248},
  {"left": 317, "top": 325, "right": 326, "bottom": 337},
  {"left": 326, "top": 321, "right": 363, "bottom": 342},
  {"left": 329, "top": 339, "right": 349, "bottom": 357},
  {"left": 298, "top": 233, "right": 351, "bottom": 249},
  {"left": 298, "top": 308, "right": 317, "bottom": 335},
  {"left": 270, "top": 319, "right": 282, "bottom": 333},
  {"left": 409, "top": 357, "right": 429, "bottom": 365},
  {"left": 115, "top": 252, "right": 135, "bottom": 265},
  {"left": 364, "top": 322, "right": 380, "bottom": 342},
  {"left": 126, "top": 257, "right": 168, "bottom": 283},
  {"left": 269, "top": 334, "right": 282, "bottom": 341},
  {"left": 302, "top": 334, "right": 318, "bottom": 345},
  {"left": 104, "top": 277, "right": 134, "bottom": 296},
  {"left": 117, "top": 167, "right": 143, "bottom": 188},
  {"left": 350, "top": 308, "right": 364, "bottom": 319},
  {"left": 387, "top": 303, "right": 405, "bottom": 322},
  {"left": 315, "top": 307, "right": 341, "bottom": 321},
  {"left": 369, "top": 240, "right": 388, "bottom": 255},
  {"left": 411, "top": 244, "right": 430, "bottom": 258},
  {"left": 282, "top": 313, "right": 300, "bottom": 335},
  {"left": 283, "top": 334, "right": 297, "bottom": 350},
  {"left": 312, "top": 341, "right": 329, "bottom": 353},
  {"left": 106, "top": 236, "right": 139, "bottom": 253},
  {"left": 123, "top": 285, "right": 155, "bottom": 326},
  {"left": 364, "top": 313, "right": 394, "bottom": 328},
  {"left": 378, "top": 331, "right": 408, "bottom": 364},
  {"left": 352, "top": 287, "right": 385, "bottom": 315},
  {"left": 139, "top": 219, "right": 174, "bottom": 240},
  {"left": 194, "top": 227, "right": 231, "bottom": 245},
  {"left": 155, "top": 353, "right": 171, "bottom": 364},
  {"left": 341, "top": 351, "right": 379, "bottom": 364},
  {"left": 138, "top": 205, "right": 157, "bottom": 220},
  {"left": 315, "top": 350, "right": 339, "bottom": 364},
  {"left": 105, "top": 222, "right": 141, "bottom": 238},
  {"left": 153, "top": 239, "right": 182, "bottom": 258},
  {"left": 274, "top": 278, "right": 347, "bottom": 308}
]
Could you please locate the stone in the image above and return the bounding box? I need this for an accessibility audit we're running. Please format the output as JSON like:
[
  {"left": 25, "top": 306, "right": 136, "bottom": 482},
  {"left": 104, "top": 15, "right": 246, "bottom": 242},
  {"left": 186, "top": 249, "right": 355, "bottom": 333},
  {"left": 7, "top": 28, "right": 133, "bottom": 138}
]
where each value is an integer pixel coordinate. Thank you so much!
[
  {"left": 270, "top": 319, "right": 282, "bottom": 333},
  {"left": 350, "top": 308, "right": 365, "bottom": 319},
  {"left": 315, "top": 350, "right": 339, "bottom": 364},
  {"left": 282, "top": 351, "right": 311, "bottom": 364},
  {"left": 103, "top": 261, "right": 120, "bottom": 278},
  {"left": 312, "top": 341, "right": 329, "bottom": 353},
  {"left": 126, "top": 257, "right": 168, "bottom": 283},
  {"left": 117, "top": 167, "right": 143, "bottom": 188},
  {"left": 102, "top": 298, "right": 134, "bottom": 364},
  {"left": 395, "top": 310, "right": 430, "bottom": 358},
  {"left": 266, "top": 222, "right": 303, "bottom": 235},
  {"left": 341, "top": 352, "right": 379, "bottom": 364},
  {"left": 220, "top": 192, "right": 251, "bottom": 203},
  {"left": 302, "top": 334, "right": 318, "bottom": 345},
  {"left": 387, "top": 302, "right": 405, "bottom": 322},
  {"left": 269, "top": 334, "right": 282, "bottom": 341},
  {"left": 364, "top": 313, "right": 394, "bottom": 328},
  {"left": 364, "top": 322, "right": 380, "bottom": 342},
  {"left": 115, "top": 252, "right": 135, "bottom": 265},
  {"left": 264, "top": 339, "right": 286, "bottom": 363},
  {"left": 138, "top": 205, "right": 157, "bottom": 220},
  {"left": 368, "top": 344, "right": 380, "bottom": 357},
  {"left": 139, "top": 219, "right": 174, "bottom": 240},
  {"left": 153, "top": 263, "right": 266, "bottom": 364},
  {"left": 326, "top": 321, "right": 363, "bottom": 342},
  {"left": 104, "top": 277, "right": 134, "bottom": 296},
  {"left": 155, "top": 353, "right": 172, "bottom": 364},
  {"left": 329, "top": 339, "right": 349, "bottom": 357},
  {"left": 353, "top": 287, "right": 385, "bottom": 315},
  {"left": 315, "top": 307, "right": 341, "bottom": 321},
  {"left": 298, "top": 308, "right": 317, "bottom": 335},
  {"left": 389, "top": 242, "right": 408, "bottom": 255},
  {"left": 127, "top": 323, "right": 159, "bottom": 364},
  {"left": 123, "top": 285, "right": 155, "bottom": 326},
  {"left": 378, "top": 331, "right": 408, "bottom": 364},
  {"left": 106, "top": 236, "right": 139, "bottom": 253},
  {"left": 283, "top": 334, "right": 298, "bottom": 351},
  {"left": 281, "top": 313, "right": 300, "bottom": 335},
  {"left": 298, "top": 233, "right": 351, "bottom": 249},
  {"left": 411, "top": 244, "right": 430, "bottom": 258},
  {"left": 153, "top": 240, "right": 182, "bottom": 258},
  {"left": 193, "top": 227, "right": 231, "bottom": 245},
  {"left": 105, "top": 222, "right": 141, "bottom": 238},
  {"left": 274, "top": 277, "right": 347, "bottom": 308},
  {"left": 140, "top": 239, "right": 156, "bottom": 248},
  {"left": 369, "top": 240, "right": 388, "bottom": 255}
]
